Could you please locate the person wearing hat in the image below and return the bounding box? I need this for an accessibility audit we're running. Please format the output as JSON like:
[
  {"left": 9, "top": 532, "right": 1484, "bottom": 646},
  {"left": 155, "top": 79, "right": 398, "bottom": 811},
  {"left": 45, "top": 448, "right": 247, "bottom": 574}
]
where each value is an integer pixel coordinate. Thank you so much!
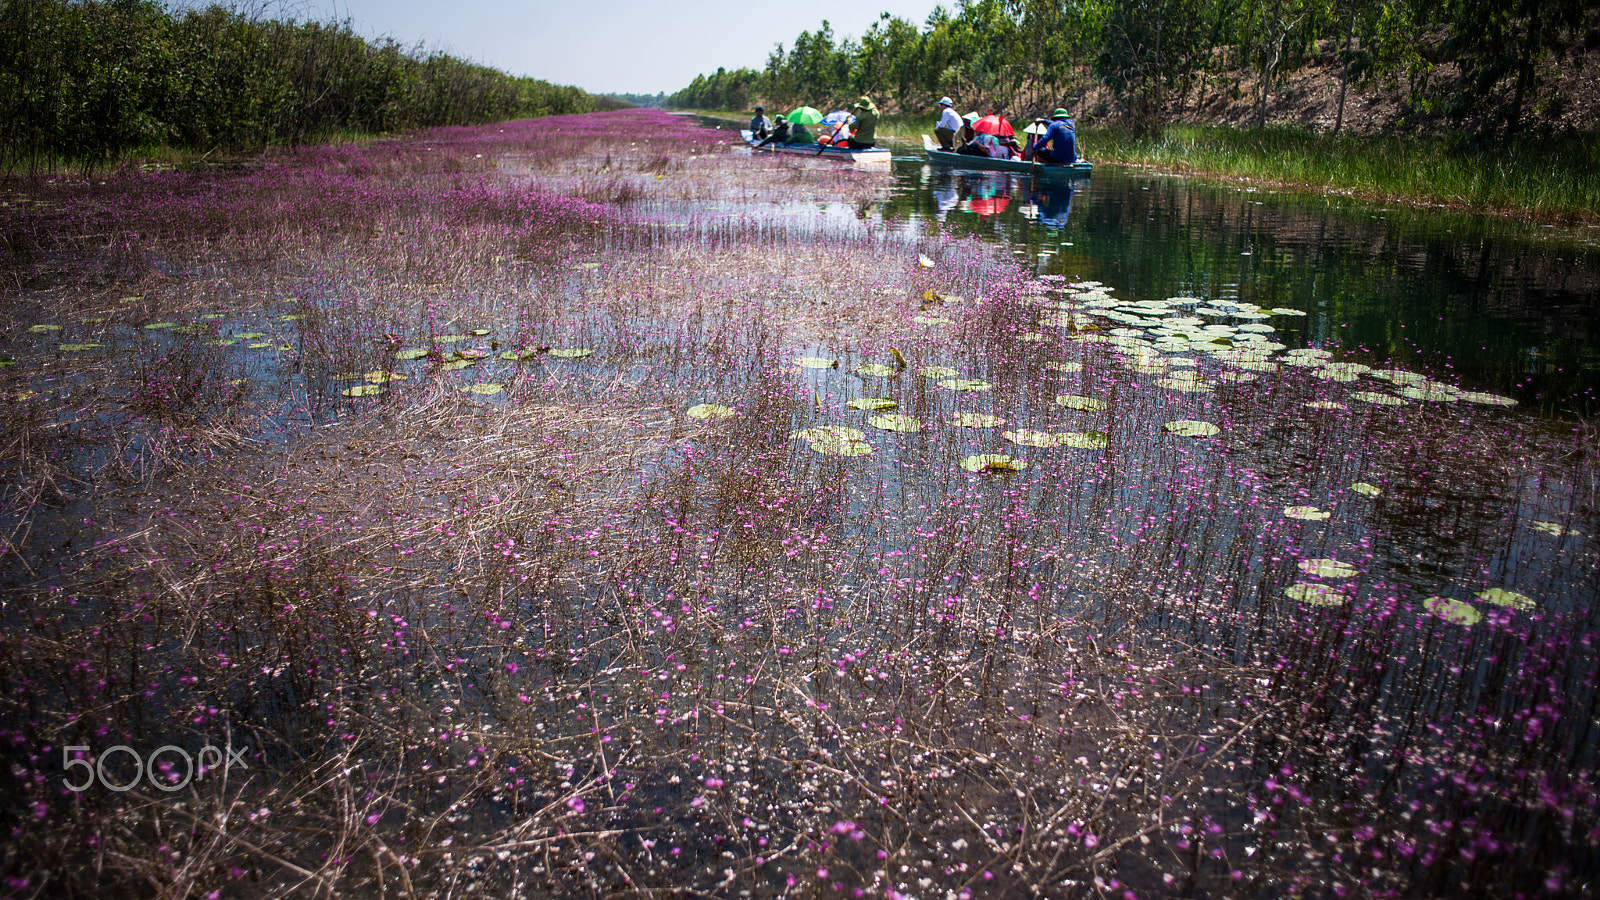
[
  {"left": 1032, "top": 107, "right": 1079, "bottom": 165},
  {"left": 845, "top": 96, "right": 878, "bottom": 150},
  {"left": 749, "top": 105, "right": 772, "bottom": 141},
  {"left": 934, "top": 97, "right": 962, "bottom": 151}
]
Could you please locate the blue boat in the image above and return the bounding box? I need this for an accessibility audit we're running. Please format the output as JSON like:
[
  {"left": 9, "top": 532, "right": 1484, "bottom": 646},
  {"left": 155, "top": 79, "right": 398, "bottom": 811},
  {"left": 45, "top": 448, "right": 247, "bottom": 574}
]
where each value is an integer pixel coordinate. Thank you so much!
[
  {"left": 922, "top": 134, "right": 1092, "bottom": 178},
  {"left": 740, "top": 130, "right": 891, "bottom": 163}
]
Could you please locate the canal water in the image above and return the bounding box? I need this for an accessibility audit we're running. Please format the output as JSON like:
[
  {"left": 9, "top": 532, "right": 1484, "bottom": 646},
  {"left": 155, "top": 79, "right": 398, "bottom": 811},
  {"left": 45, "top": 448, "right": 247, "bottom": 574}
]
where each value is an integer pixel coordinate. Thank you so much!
[{"left": 854, "top": 140, "right": 1600, "bottom": 417}]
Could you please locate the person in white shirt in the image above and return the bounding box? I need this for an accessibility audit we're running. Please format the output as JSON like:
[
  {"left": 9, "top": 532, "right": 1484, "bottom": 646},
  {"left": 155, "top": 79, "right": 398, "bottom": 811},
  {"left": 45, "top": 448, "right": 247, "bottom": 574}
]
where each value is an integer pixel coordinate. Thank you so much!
[{"left": 933, "top": 97, "right": 963, "bottom": 151}]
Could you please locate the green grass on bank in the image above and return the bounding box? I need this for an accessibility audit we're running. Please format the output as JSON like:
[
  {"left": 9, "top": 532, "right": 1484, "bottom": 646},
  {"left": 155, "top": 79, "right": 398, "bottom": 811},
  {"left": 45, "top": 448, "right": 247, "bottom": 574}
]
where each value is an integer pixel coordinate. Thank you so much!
[{"left": 701, "top": 108, "right": 1599, "bottom": 223}]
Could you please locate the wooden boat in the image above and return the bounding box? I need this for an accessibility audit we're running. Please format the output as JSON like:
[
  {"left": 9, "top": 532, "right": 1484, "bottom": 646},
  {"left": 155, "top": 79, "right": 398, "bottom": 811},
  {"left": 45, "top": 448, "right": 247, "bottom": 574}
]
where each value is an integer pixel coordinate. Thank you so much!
[
  {"left": 922, "top": 134, "right": 1092, "bottom": 178},
  {"left": 741, "top": 130, "right": 891, "bottom": 162}
]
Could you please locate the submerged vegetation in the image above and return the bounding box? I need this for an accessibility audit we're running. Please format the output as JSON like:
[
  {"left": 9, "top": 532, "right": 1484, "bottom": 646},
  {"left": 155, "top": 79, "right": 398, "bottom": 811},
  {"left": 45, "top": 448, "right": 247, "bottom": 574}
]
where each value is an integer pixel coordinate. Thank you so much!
[{"left": 1, "top": 109, "right": 1598, "bottom": 897}]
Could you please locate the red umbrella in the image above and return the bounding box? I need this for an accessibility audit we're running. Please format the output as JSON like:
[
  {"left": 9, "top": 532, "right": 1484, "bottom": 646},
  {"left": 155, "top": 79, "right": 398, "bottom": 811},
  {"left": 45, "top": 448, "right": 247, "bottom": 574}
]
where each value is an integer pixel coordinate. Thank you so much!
[
  {"left": 972, "top": 115, "right": 1014, "bottom": 137},
  {"left": 969, "top": 196, "right": 1010, "bottom": 218}
]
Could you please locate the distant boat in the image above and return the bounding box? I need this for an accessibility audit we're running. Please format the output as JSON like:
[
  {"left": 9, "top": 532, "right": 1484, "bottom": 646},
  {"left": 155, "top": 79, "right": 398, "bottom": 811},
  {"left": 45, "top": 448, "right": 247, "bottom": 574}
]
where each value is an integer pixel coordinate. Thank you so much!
[
  {"left": 922, "top": 134, "right": 1092, "bottom": 178},
  {"left": 741, "top": 130, "right": 891, "bottom": 162}
]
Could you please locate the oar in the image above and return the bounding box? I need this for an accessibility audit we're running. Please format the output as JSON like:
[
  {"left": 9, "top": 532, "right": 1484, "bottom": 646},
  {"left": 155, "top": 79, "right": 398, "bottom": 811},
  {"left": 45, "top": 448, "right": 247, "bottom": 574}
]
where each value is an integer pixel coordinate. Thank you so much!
[{"left": 816, "top": 119, "right": 847, "bottom": 156}]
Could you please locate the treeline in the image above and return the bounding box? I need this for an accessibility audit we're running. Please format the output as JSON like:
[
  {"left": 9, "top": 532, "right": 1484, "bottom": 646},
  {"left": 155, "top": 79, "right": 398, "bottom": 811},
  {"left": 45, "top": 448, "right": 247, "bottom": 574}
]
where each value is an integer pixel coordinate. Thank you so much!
[
  {"left": 0, "top": 0, "right": 618, "bottom": 170},
  {"left": 672, "top": 0, "right": 1596, "bottom": 137}
]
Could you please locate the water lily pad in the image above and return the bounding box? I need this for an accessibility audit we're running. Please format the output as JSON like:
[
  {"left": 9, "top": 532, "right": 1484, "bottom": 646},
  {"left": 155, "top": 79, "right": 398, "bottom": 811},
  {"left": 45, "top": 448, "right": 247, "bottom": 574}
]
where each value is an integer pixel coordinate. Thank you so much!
[
  {"left": 364, "top": 371, "right": 406, "bottom": 383},
  {"left": 461, "top": 384, "right": 504, "bottom": 395},
  {"left": 847, "top": 397, "right": 896, "bottom": 411},
  {"left": 1284, "top": 505, "right": 1331, "bottom": 521},
  {"left": 793, "top": 425, "right": 865, "bottom": 443},
  {"left": 1529, "top": 520, "right": 1567, "bottom": 537},
  {"left": 1045, "top": 361, "right": 1083, "bottom": 373},
  {"left": 1298, "top": 558, "right": 1357, "bottom": 578},
  {"left": 234, "top": 332, "right": 266, "bottom": 340},
  {"left": 1163, "top": 419, "right": 1220, "bottom": 437},
  {"left": 1216, "top": 370, "right": 1260, "bottom": 383},
  {"left": 1270, "top": 308, "right": 1307, "bottom": 316},
  {"left": 342, "top": 384, "right": 382, "bottom": 397},
  {"left": 1476, "top": 588, "right": 1535, "bottom": 610},
  {"left": 395, "top": 348, "right": 430, "bottom": 360},
  {"left": 1352, "top": 391, "right": 1407, "bottom": 405},
  {"left": 687, "top": 403, "right": 736, "bottom": 419},
  {"left": 952, "top": 412, "right": 1005, "bottom": 428},
  {"left": 1057, "top": 430, "right": 1109, "bottom": 449},
  {"left": 868, "top": 413, "right": 922, "bottom": 433},
  {"left": 939, "top": 378, "right": 991, "bottom": 392},
  {"left": 1055, "top": 394, "right": 1108, "bottom": 411},
  {"left": 548, "top": 348, "right": 593, "bottom": 358},
  {"left": 1303, "top": 400, "right": 1347, "bottom": 410},
  {"left": 1286, "top": 582, "right": 1347, "bottom": 606},
  {"left": 796, "top": 356, "right": 838, "bottom": 369},
  {"left": 207, "top": 339, "right": 237, "bottom": 346},
  {"left": 917, "top": 365, "right": 960, "bottom": 378},
  {"left": 58, "top": 343, "right": 102, "bottom": 351},
  {"left": 913, "top": 315, "right": 955, "bottom": 326},
  {"left": 961, "top": 454, "right": 1026, "bottom": 473},
  {"left": 1350, "top": 482, "right": 1382, "bottom": 497},
  {"left": 1424, "top": 597, "right": 1482, "bottom": 626},
  {"left": 1002, "top": 429, "right": 1059, "bottom": 448},
  {"left": 809, "top": 434, "right": 874, "bottom": 456},
  {"left": 144, "top": 322, "right": 176, "bottom": 330},
  {"left": 470, "top": 328, "right": 491, "bottom": 336},
  {"left": 1397, "top": 384, "right": 1458, "bottom": 402},
  {"left": 434, "top": 334, "right": 467, "bottom": 343},
  {"left": 440, "top": 359, "right": 475, "bottom": 370},
  {"left": 454, "top": 349, "right": 487, "bottom": 360},
  {"left": 855, "top": 363, "right": 899, "bottom": 378},
  {"left": 28, "top": 324, "right": 61, "bottom": 332},
  {"left": 1371, "top": 368, "right": 1426, "bottom": 385},
  {"left": 280, "top": 313, "right": 306, "bottom": 322},
  {"left": 248, "top": 342, "right": 274, "bottom": 349},
  {"left": 1156, "top": 374, "right": 1213, "bottom": 392},
  {"left": 1458, "top": 391, "right": 1517, "bottom": 407}
]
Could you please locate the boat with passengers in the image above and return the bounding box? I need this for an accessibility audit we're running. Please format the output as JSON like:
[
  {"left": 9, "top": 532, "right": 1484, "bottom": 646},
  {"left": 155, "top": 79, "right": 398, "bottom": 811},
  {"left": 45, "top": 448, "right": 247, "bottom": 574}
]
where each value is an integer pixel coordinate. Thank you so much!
[
  {"left": 922, "top": 134, "right": 1092, "bottom": 178},
  {"left": 741, "top": 130, "right": 891, "bottom": 163}
]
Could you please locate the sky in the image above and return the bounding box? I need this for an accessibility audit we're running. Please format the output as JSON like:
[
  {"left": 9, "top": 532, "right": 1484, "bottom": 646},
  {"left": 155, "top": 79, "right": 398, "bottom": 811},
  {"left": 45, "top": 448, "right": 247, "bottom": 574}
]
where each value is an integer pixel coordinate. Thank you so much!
[{"left": 300, "top": 0, "right": 947, "bottom": 96}]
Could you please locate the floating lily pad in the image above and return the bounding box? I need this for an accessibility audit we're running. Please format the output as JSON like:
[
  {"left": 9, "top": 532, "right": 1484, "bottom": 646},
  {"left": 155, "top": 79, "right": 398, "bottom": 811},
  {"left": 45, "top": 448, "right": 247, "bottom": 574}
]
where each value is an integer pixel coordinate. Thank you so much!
[
  {"left": 434, "top": 334, "right": 467, "bottom": 343},
  {"left": 1216, "top": 370, "right": 1260, "bottom": 383},
  {"left": 1045, "top": 362, "right": 1083, "bottom": 373},
  {"left": 855, "top": 363, "right": 899, "bottom": 378},
  {"left": 58, "top": 343, "right": 102, "bottom": 351},
  {"left": 1002, "top": 429, "right": 1059, "bottom": 448},
  {"left": 280, "top": 314, "right": 306, "bottom": 322},
  {"left": 207, "top": 339, "right": 237, "bottom": 347},
  {"left": 1459, "top": 391, "right": 1517, "bottom": 407},
  {"left": 1398, "top": 384, "right": 1458, "bottom": 402},
  {"left": 144, "top": 322, "right": 176, "bottom": 330},
  {"left": 248, "top": 342, "right": 274, "bottom": 349},
  {"left": 796, "top": 356, "right": 838, "bottom": 369},
  {"left": 28, "top": 324, "right": 61, "bottom": 332},
  {"left": 1270, "top": 308, "right": 1307, "bottom": 316},
  {"left": 470, "top": 328, "right": 491, "bottom": 336},
  {"left": 365, "top": 371, "right": 405, "bottom": 383},
  {"left": 1156, "top": 374, "right": 1213, "bottom": 392},
  {"left": 1476, "top": 588, "right": 1536, "bottom": 610},
  {"left": 913, "top": 315, "right": 955, "bottom": 326},
  {"left": 454, "top": 349, "right": 487, "bottom": 360},
  {"left": 549, "top": 348, "right": 593, "bottom": 359},
  {"left": 395, "top": 348, "right": 430, "bottom": 360},
  {"left": 200, "top": 313, "right": 225, "bottom": 320},
  {"left": 1352, "top": 391, "right": 1407, "bottom": 405},
  {"left": 868, "top": 413, "right": 922, "bottom": 433},
  {"left": 809, "top": 434, "right": 874, "bottom": 456},
  {"left": 687, "top": 403, "right": 736, "bottom": 419},
  {"left": 1163, "top": 419, "right": 1219, "bottom": 437},
  {"left": 1286, "top": 582, "right": 1347, "bottom": 606},
  {"left": 1350, "top": 482, "right": 1382, "bottom": 497},
  {"left": 1303, "top": 400, "right": 1347, "bottom": 410},
  {"left": 952, "top": 412, "right": 1004, "bottom": 428},
  {"left": 1055, "top": 394, "right": 1108, "bottom": 411},
  {"left": 1284, "top": 505, "right": 1331, "bottom": 521},
  {"left": 499, "top": 349, "right": 544, "bottom": 361},
  {"left": 1298, "top": 558, "right": 1357, "bottom": 578},
  {"left": 461, "top": 384, "right": 504, "bottom": 395},
  {"left": 793, "top": 425, "right": 865, "bottom": 443},
  {"left": 342, "top": 384, "right": 382, "bottom": 397},
  {"left": 939, "top": 378, "right": 991, "bottom": 392},
  {"left": 847, "top": 397, "right": 896, "bottom": 411},
  {"left": 917, "top": 365, "right": 960, "bottom": 378},
  {"left": 1057, "top": 430, "right": 1109, "bottom": 449},
  {"left": 440, "top": 359, "right": 475, "bottom": 370},
  {"left": 1424, "top": 597, "right": 1482, "bottom": 626},
  {"left": 234, "top": 332, "right": 266, "bottom": 340},
  {"left": 961, "top": 454, "right": 1025, "bottom": 473},
  {"left": 1529, "top": 520, "right": 1567, "bottom": 537}
]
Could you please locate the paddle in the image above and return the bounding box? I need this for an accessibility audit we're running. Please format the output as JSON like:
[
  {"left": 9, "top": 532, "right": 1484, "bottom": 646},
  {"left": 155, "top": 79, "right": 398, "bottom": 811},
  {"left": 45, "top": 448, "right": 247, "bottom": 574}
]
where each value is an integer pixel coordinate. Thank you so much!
[{"left": 816, "top": 119, "right": 848, "bottom": 156}]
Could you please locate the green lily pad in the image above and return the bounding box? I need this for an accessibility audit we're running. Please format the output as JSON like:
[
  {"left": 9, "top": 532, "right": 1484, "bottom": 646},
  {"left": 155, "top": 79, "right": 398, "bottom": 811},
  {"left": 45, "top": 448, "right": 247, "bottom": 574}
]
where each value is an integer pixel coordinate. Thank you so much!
[
  {"left": 144, "top": 322, "right": 177, "bottom": 330},
  {"left": 58, "top": 343, "right": 102, "bottom": 351},
  {"left": 847, "top": 397, "right": 897, "bottom": 411},
  {"left": 1352, "top": 391, "right": 1407, "bottom": 405},
  {"left": 1529, "top": 520, "right": 1567, "bottom": 537},
  {"left": 1476, "top": 588, "right": 1535, "bottom": 610},
  {"left": 342, "top": 384, "right": 382, "bottom": 397},
  {"left": 234, "top": 332, "right": 266, "bottom": 340},
  {"left": 793, "top": 425, "right": 866, "bottom": 443},
  {"left": 1270, "top": 308, "right": 1307, "bottom": 316},
  {"left": 867, "top": 413, "right": 922, "bottom": 433},
  {"left": 1056, "top": 430, "right": 1109, "bottom": 449},
  {"left": 1163, "top": 420, "right": 1219, "bottom": 437},
  {"left": 1156, "top": 374, "right": 1212, "bottom": 392},
  {"left": 795, "top": 356, "right": 838, "bottom": 369},
  {"left": 961, "top": 454, "right": 1026, "bottom": 473},
  {"left": 1045, "top": 361, "right": 1083, "bottom": 373},
  {"left": 952, "top": 412, "right": 1004, "bottom": 428},
  {"left": 1002, "top": 429, "right": 1059, "bottom": 448},
  {"left": 248, "top": 342, "right": 274, "bottom": 349},
  {"left": 855, "top": 363, "right": 899, "bottom": 378},
  {"left": 280, "top": 313, "right": 306, "bottom": 322},
  {"left": 1424, "top": 597, "right": 1482, "bottom": 626},
  {"left": 549, "top": 348, "right": 593, "bottom": 359},
  {"left": 395, "top": 348, "right": 430, "bottom": 360},
  {"left": 454, "top": 349, "right": 487, "bottom": 360},
  {"left": 917, "top": 365, "right": 960, "bottom": 378},
  {"left": 1398, "top": 384, "right": 1459, "bottom": 402},
  {"left": 1459, "top": 391, "right": 1516, "bottom": 407},
  {"left": 939, "top": 378, "right": 992, "bottom": 392},
  {"left": 1284, "top": 505, "right": 1331, "bottom": 521},
  {"left": 461, "top": 384, "right": 504, "bottom": 395},
  {"left": 1286, "top": 582, "right": 1347, "bottom": 606},
  {"left": 434, "top": 334, "right": 467, "bottom": 343},
  {"left": 440, "top": 359, "right": 475, "bottom": 370},
  {"left": 470, "top": 328, "right": 491, "bottom": 336},
  {"left": 28, "top": 324, "right": 61, "bottom": 332},
  {"left": 1055, "top": 394, "right": 1108, "bottom": 411},
  {"left": 207, "top": 339, "right": 237, "bottom": 347},
  {"left": 364, "top": 372, "right": 405, "bottom": 383},
  {"left": 913, "top": 315, "right": 955, "bottom": 326},
  {"left": 809, "top": 434, "right": 874, "bottom": 456},
  {"left": 200, "top": 314, "right": 225, "bottom": 320},
  {"left": 687, "top": 403, "right": 736, "bottom": 419},
  {"left": 1297, "top": 558, "right": 1357, "bottom": 578},
  {"left": 1350, "top": 482, "right": 1382, "bottom": 497}
]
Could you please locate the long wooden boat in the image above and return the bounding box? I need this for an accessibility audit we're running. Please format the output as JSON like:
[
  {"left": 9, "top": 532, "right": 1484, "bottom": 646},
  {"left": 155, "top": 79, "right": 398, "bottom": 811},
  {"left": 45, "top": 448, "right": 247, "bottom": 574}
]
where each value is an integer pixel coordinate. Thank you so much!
[
  {"left": 922, "top": 134, "right": 1092, "bottom": 178},
  {"left": 741, "top": 130, "right": 892, "bottom": 162}
]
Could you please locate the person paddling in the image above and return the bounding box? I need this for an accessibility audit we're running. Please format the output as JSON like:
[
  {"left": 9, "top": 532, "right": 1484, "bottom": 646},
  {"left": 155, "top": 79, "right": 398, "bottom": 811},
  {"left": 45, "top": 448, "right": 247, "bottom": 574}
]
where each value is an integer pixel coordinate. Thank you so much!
[
  {"left": 1032, "top": 108, "right": 1079, "bottom": 165},
  {"left": 846, "top": 96, "right": 878, "bottom": 150},
  {"left": 754, "top": 117, "right": 791, "bottom": 148},
  {"left": 934, "top": 97, "right": 962, "bottom": 151}
]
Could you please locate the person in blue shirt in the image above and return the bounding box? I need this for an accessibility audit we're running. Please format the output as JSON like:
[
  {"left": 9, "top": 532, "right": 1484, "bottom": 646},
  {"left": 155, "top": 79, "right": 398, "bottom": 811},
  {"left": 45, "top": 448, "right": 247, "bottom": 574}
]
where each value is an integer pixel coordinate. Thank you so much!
[
  {"left": 1032, "top": 108, "right": 1078, "bottom": 165},
  {"left": 749, "top": 106, "right": 772, "bottom": 141}
]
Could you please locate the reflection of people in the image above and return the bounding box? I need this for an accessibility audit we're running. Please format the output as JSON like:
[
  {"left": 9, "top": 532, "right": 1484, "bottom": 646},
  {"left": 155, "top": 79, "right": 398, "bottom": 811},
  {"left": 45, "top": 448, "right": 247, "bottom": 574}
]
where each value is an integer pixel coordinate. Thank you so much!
[
  {"left": 933, "top": 177, "right": 959, "bottom": 221},
  {"left": 1031, "top": 180, "right": 1076, "bottom": 229},
  {"left": 847, "top": 96, "right": 878, "bottom": 150},
  {"left": 1033, "top": 108, "right": 1078, "bottom": 165},
  {"left": 934, "top": 97, "right": 961, "bottom": 150},
  {"left": 749, "top": 105, "right": 772, "bottom": 141}
]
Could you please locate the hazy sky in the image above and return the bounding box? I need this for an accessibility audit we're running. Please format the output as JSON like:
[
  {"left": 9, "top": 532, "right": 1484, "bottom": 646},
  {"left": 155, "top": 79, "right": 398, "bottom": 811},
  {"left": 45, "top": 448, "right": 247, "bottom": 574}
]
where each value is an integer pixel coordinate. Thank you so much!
[{"left": 299, "top": 0, "right": 946, "bottom": 96}]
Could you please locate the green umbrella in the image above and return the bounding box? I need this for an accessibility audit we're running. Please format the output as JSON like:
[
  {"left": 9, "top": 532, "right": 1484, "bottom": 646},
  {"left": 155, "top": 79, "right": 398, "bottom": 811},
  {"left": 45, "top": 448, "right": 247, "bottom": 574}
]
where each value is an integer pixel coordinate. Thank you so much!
[{"left": 786, "top": 106, "right": 823, "bottom": 125}]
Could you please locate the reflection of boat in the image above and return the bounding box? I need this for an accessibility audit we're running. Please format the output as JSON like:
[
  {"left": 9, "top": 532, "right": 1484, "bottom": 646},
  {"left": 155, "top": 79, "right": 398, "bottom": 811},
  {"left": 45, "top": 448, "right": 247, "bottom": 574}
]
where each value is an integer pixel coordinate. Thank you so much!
[
  {"left": 741, "top": 130, "right": 892, "bottom": 162},
  {"left": 922, "top": 134, "right": 1092, "bottom": 178}
]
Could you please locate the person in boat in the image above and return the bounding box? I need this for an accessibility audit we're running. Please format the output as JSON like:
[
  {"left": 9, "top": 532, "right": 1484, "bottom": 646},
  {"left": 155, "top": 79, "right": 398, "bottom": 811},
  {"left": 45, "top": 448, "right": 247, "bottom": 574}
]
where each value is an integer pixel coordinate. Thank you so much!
[
  {"left": 934, "top": 97, "right": 962, "bottom": 150},
  {"left": 1032, "top": 108, "right": 1078, "bottom": 165},
  {"left": 754, "top": 116, "right": 791, "bottom": 147},
  {"left": 846, "top": 96, "right": 878, "bottom": 150},
  {"left": 786, "top": 119, "right": 814, "bottom": 145},
  {"left": 749, "top": 105, "right": 772, "bottom": 141},
  {"left": 1021, "top": 118, "right": 1050, "bottom": 161}
]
